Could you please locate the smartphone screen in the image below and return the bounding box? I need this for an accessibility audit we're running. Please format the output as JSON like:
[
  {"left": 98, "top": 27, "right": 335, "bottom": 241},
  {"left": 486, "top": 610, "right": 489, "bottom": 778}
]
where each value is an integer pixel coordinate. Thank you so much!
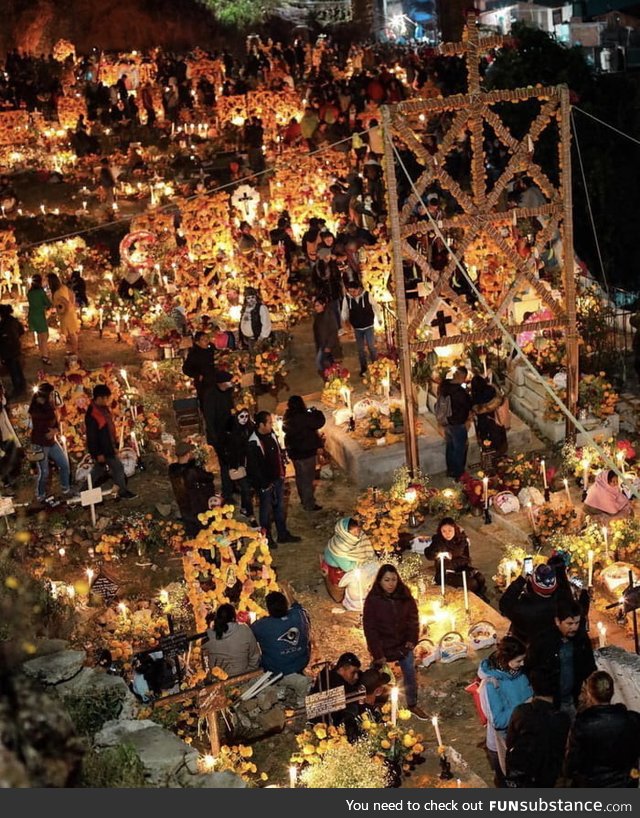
[{"left": 523, "top": 557, "right": 534, "bottom": 575}]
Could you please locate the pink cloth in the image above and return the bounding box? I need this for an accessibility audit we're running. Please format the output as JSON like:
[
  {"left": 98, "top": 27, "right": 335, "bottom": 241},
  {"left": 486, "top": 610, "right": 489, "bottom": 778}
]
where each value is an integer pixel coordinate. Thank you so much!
[{"left": 585, "top": 471, "right": 631, "bottom": 515}]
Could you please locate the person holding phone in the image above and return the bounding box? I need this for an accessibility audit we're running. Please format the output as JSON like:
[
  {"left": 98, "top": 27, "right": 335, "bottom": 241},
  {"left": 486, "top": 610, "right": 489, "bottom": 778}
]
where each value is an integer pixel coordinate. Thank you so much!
[{"left": 499, "top": 562, "right": 559, "bottom": 645}]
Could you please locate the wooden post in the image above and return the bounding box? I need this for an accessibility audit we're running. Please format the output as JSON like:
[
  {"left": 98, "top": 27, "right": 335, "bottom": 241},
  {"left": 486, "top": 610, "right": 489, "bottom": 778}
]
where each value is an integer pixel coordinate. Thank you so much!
[
  {"left": 381, "top": 104, "right": 419, "bottom": 476},
  {"left": 560, "top": 85, "right": 579, "bottom": 441}
]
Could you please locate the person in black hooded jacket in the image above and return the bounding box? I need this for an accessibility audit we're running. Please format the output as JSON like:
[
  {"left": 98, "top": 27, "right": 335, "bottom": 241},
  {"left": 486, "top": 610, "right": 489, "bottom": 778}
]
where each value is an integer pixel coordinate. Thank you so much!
[
  {"left": 283, "top": 395, "right": 325, "bottom": 513},
  {"left": 224, "top": 407, "right": 255, "bottom": 521},
  {"left": 567, "top": 670, "right": 640, "bottom": 788},
  {"left": 499, "top": 563, "right": 560, "bottom": 645}
]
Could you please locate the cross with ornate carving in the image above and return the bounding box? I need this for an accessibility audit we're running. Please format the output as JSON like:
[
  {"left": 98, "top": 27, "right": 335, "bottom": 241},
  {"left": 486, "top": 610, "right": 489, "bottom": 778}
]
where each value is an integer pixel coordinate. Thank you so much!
[{"left": 439, "top": 12, "right": 506, "bottom": 96}]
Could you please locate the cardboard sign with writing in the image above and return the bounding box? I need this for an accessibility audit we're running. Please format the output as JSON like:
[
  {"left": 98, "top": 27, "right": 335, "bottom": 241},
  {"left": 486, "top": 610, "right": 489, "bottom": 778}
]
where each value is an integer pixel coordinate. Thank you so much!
[
  {"left": 91, "top": 572, "right": 119, "bottom": 603},
  {"left": 304, "top": 686, "right": 347, "bottom": 720}
]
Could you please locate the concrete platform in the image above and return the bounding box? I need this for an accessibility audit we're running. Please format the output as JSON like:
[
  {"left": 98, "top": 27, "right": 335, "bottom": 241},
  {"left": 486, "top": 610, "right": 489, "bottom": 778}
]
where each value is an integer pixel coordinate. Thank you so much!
[{"left": 320, "top": 409, "right": 535, "bottom": 488}]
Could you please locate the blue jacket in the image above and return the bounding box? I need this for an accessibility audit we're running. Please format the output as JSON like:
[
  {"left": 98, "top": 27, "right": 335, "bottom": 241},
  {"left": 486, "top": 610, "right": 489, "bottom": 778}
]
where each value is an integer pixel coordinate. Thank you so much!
[
  {"left": 479, "top": 658, "right": 532, "bottom": 731},
  {"left": 251, "top": 602, "right": 310, "bottom": 676}
]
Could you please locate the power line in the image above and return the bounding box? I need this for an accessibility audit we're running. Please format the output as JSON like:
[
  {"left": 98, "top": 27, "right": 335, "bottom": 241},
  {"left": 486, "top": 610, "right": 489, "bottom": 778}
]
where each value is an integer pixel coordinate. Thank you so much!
[
  {"left": 574, "top": 106, "right": 640, "bottom": 148},
  {"left": 570, "top": 109, "right": 610, "bottom": 297}
]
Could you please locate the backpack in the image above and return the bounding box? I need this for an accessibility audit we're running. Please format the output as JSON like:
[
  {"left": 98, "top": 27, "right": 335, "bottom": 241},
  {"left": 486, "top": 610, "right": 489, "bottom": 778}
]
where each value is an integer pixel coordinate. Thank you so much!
[{"left": 434, "top": 392, "right": 451, "bottom": 426}]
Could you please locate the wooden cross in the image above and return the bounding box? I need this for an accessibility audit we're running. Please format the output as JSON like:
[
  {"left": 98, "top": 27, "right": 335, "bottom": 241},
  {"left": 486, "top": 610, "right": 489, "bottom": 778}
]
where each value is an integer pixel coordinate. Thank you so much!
[
  {"left": 80, "top": 473, "right": 103, "bottom": 527},
  {"left": 439, "top": 12, "right": 506, "bottom": 96},
  {"left": 431, "top": 310, "right": 453, "bottom": 338}
]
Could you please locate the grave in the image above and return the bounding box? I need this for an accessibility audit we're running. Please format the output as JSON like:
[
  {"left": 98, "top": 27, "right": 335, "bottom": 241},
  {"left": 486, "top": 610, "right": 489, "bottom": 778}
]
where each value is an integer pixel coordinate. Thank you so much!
[
  {"left": 506, "top": 361, "right": 619, "bottom": 444},
  {"left": 321, "top": 405, "right": 534, "bottom": 488}
]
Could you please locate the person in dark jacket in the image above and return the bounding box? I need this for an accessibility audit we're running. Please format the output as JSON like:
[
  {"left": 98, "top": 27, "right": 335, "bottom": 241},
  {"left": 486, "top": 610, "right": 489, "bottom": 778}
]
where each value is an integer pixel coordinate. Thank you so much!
[
  {"left": 246, "top": 410, "right": 300, "bottom": 547},
  {"left": 202, "top": 371, "right": 235, "bottom": 505},
  {"left": 29, "top": 382, "right": 71, "bottom": 502},
  {"left": 168, "top": 440, "right": 216, "bottom": 537},
  {"left": 567, "top": 670, "right": 640, "bottom": 788},
  {"left": 424, "top": 517, "right": 488, "bottom": 599},
  {"left": 438, "top": 366, "right": 473, "bottom": 479},
  {"left": 182, "top": 331, "right": 216, "bottom": 407},
  {"left": 505, "top": 667, "right": 571, "bottom": 788},
  {"left": 69, "top": 268, "right": 88, "bottom": 308},
  {"left": 224, "top": 407, "right": 255, "bottom": 521},
  {"left": 0, "top": 303, "right": 26, "bottom": 398},
  {"left": 283, "top": 396, "right": 325, "bottom": 513},
  {"left": 362, "top": 563, "right": 427, "bottom": 719},
  {"left": 309, "top": 652, "right": 362, "bottom": 735},
  {"left": 312, "top": 296, "right": 341, "bottom": 378},
  {"left": 470, "top": 373, "right": 507, "bottom": 457},
  {"left": 85, "top": 384, "right": 134, "bottom": 499},
  {"left": 526, "top": 599, "right": 596, "bottom": 718},
  {"left": 499, "top": 563, "right": 560, "bottom": 645},
  {"left": 341, "top": 284, "right": 380, "bottom": 376}
]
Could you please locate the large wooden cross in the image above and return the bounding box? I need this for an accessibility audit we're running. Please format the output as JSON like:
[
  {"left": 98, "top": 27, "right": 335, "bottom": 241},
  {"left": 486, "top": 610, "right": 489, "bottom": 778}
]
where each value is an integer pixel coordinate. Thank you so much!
[
  {"left": 430, "top": 310, "right": 453, "bottom": 338},
  {"left": 439, "top": 13, "right": 506, "bottom": 96}
]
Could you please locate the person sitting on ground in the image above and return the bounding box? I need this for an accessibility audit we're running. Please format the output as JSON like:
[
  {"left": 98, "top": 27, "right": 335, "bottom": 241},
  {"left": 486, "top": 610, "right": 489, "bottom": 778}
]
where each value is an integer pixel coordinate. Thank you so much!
[
  {"left": 584, "top": 469, "right": 633, "bottom": 519},
  {"left": 567, "top": 670, "right": 640, "bottom": 788},
  {"left": 251, "top": 583, "right": 313, "bottom": 698},
  {"left": 424, "top": 517, "right": 488, "bottom": 601},
  {"left": 321, "top": 516, "right": 376, "bottom": 603},
  {"left": 499, "top": 563, "right": 560, "bottom": 645},
  {"left": 310, "top": 652, "right": 362, "bottom": 732},
  {"left": 505, "top": 666, "right": 571, "bottom": 788},
  {"left": 203, "top": 603, "right": 261, "bottom": 678},
  {"left": 168, "top": 440, "right": 217, "bottom": 537}
]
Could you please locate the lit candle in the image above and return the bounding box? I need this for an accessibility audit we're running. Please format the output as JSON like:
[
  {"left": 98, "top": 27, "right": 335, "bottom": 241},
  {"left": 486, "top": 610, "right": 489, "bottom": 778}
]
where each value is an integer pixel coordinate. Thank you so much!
[
  {"left": 82, "top": 201, "right": 88, "bottom": 211},
  {"left": 59, "top": 434, "right": 68, "bottom": 460},
  {"left": 131, "top": 432, "right": 141, "bottom": 457},
  {"left": 432, "top": 715, "right": 443, "bottom": 750},
  {"left": 86, "top": 568, "right": 94, "bottom": 585},
  {"left": 289, "top": 765, "right": 297, "bottom": 788},
  {"left": 120, "top": 368, "right": 131, "bottom": 390},
  {"left": 616, "top": 449, "right": 626, "bottom": 471},
  {"left": 40, "top": 203, "right": 46, "bottom": 214},
  {"left": 587, "top": 549, "right": 594, "bottom": 587},
  {"left": 597, "top": 622, "right": 607, "bottom": 649},
  {"left": 390, "top": 685, "right": 398, "bottom": 726},
  {"left": 341, "top": 386, "right": 352, "bottom": 412},
  {"left": 505, "top": 561, "right": 512, "bottom": 588},
  {"left": 437, "top": 552, "right": 450, "bottom": 598},
  {"left": 563, "top": 477, "right": 572, "bottom": 505},
  {"left": 117, "top": 601, "right": 128, "bottom": 620},
  {"left": 582, "top": 458, "right": 590, "bottom": 490},
  {"left": 541, "top": 459, "right": 548, "bottom": 490},
  {"left": 527, "top": 502, "right": 537, "bottom": 534},
  {"left": 457, "top": 779, "right": 461, "bottom": 788},
  {"left": 58, "top": 547, "right": 66, "bottom": 558},
  {"left": 462, "top": 570, "right": 469, "bottom": 613},
  {"left": 482, "top": 476, "right": 489, "bottom": 509},
  {"left": 602, "top": 526, "right": 609, "bottom": 560}
]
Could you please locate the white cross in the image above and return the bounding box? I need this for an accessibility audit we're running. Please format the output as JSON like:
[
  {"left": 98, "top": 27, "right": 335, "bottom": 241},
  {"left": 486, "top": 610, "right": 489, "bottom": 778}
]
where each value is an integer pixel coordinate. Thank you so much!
[{"left": 80, "top": 474, "right": 103, "bottom": 528}]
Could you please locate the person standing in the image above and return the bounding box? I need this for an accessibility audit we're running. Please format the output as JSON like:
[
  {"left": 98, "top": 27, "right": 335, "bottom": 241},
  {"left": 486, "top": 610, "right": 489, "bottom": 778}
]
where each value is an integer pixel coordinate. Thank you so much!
[
  {"left": 505, "top": 667, "right": 571, "bottom": 788},
  {"left": 526, "top": 599, "right": 596, "bottom": 720},
  {"left": 246, "top": 410, "right": 300, "bottom": 547},
  {"left": 363, "top": 563, "right": 428, "bottom": 719},
  {"left": 0, "top": 304, "right": 26, "bottom": 398},
  {"left": 182, "top": 331, "right": 216, "bottom": 408},
  {"left": 478, "top": 636, "right": 532, "bottom": 786},
  {"left": 99, "top": 157, "right": 116, "bottom": 209},
  {"left": 239, "top": 287, "right": 272, "bottom": 351},
  {"left": 27, "top": 274, "right": 51, "bottom": 366},
  {"left": 341, "top": 284, "right": 380, "bottom": 377},
  {"left": 202, "top": 371, "right": 235, "bottom": 505},
  {"left": 225, "top": 407, "right": 255, "bottom": 522},
  {"left": 85, "top": 384, "right": 136, "bottom": 500},
  {"left": 28, "top": 382, "right": 71, "bottom": 503},
  {"left": 470, "top": 373, "right": 508, "bottom": 457},
  {"left": 567, "top": 670, "right": 640, "bottom": 788},
  {"left": 437, "top": 366, "right": 473, "bottom": 480},
  {"left": 312, "top": 296, "right": 341, "bottom": 378},
  {"left": 168, "top": 440, "right": 217, "bottom": 537},
  {"left": 283, "top": 395, "right": 325, "bottom": 513},
  {"left": 499, "top": 563, "right": 560, "bottom": 645},
  {"left": 47, "top": 273, "right": 79, "bottom": 354}
]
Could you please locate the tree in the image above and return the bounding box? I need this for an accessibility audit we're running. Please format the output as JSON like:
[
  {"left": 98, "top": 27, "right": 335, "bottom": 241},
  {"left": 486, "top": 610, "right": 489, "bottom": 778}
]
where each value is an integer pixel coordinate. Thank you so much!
[{"left": 197, "top": 0, "right": 284, "bottom": 26}]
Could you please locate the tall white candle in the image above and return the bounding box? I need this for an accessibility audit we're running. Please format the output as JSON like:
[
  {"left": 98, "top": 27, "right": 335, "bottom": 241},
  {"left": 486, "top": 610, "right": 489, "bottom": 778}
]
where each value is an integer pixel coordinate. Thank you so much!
[
  {"left": 541, "top": 459, "right": 548, "bottom": 489},
  {"left": 462, "top": 570, "right": 469, "bottom": 613},
  {"left": 482, "top": 476, "right": 489, "bottom": 509},
  {"left": 602, "top": 526, "right": 609, "bottom": 560},
  {"left": 587, "top": 549, "right": 594, "bottom": 587},
  {"left": 563, "top": 478, "right": 572, "bottom": 505},
  {"left": 505, "top": 561, "right": 512, "bottom": 588},
  {"left": 390, "top": 685, "right": 398, "bottom": 726},
  {"left": 432, "top": 715, "right": 443, "bottom": 750},
  {"left": 582, "top": 458, "right": 590, "bottom": 489},
  {"left": 438, "top": 552, "right": 450, "bottom": 598},
  {"left": 289, "top": 765, "right": 297, "bottom": 788},
  {"left": 120, "top": 368, "right": 131, "bottom": 390}
]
